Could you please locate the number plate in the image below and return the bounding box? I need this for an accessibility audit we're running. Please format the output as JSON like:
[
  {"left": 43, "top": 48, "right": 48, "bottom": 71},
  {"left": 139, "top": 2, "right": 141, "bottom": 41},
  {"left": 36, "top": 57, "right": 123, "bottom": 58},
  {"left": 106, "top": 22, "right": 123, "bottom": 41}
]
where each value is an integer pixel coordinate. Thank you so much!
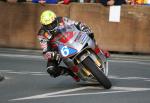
[{"left": 58, "top": 44, "right": 78, "bottom": 57}]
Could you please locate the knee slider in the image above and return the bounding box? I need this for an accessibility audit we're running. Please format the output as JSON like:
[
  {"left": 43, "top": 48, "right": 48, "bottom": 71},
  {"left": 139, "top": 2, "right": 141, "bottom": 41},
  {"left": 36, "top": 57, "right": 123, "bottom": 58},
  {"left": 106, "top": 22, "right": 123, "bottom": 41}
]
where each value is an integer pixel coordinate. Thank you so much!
[{"left": 47, "top": 66, "right": 55, "bottom": 75}]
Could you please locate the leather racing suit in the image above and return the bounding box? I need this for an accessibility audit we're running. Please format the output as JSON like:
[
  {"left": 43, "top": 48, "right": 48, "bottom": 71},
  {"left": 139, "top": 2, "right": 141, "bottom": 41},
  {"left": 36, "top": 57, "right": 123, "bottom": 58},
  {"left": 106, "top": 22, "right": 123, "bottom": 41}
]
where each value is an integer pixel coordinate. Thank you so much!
[{"left": 37, "top": 17, "right": 94, "bottom": 80}]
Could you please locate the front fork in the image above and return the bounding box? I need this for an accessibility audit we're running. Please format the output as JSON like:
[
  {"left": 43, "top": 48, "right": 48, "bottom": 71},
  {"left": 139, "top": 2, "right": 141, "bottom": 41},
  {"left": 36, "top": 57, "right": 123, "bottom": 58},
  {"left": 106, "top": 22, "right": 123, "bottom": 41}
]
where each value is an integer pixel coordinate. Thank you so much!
[
  {"left": 63, "top": 57, "right": 91, "bottom": 81},
  {"left": 63, "top": 58, "right": 79, "bottom": 75}
]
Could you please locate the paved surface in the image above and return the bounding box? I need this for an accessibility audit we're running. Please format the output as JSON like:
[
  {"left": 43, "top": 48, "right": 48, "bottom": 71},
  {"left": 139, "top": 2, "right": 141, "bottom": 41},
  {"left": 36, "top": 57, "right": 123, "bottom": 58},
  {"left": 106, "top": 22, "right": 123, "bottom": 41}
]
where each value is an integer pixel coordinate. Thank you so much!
[{"left": 0, "top": 48, "right": 150, "bottom": 103}]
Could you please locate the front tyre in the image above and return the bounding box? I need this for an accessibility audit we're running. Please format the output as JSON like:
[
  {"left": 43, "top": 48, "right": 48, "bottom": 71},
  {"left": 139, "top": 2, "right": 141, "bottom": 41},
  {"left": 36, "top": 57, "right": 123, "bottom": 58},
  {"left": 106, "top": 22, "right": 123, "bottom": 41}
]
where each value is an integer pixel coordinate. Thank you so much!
[{"left": 82, "top": 57, "right": 112, "bottom": 89}]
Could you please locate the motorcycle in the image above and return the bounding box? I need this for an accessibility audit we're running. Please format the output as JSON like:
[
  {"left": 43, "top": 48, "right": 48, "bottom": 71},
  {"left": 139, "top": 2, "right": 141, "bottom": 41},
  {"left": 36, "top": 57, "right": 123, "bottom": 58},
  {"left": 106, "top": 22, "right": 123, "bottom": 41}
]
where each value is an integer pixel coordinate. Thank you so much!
[{"left": 52, "top": 24, "right": 112, "bottom": 89}]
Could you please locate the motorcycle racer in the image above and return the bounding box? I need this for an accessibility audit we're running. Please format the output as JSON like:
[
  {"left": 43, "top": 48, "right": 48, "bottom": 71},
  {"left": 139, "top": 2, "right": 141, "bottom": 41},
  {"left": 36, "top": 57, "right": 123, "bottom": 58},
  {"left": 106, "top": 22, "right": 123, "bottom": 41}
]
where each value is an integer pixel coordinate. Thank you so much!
[{"left": 37, "top": 10, "right": 96, "bottom": 81}]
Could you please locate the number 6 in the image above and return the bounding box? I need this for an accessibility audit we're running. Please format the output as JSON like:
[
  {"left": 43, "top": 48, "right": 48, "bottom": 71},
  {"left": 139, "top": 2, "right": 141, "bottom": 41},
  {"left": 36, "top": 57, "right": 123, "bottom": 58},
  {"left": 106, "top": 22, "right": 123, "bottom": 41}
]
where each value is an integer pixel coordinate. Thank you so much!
[{"left": 61, "top": 46, "right": 69, "bottom": 57}]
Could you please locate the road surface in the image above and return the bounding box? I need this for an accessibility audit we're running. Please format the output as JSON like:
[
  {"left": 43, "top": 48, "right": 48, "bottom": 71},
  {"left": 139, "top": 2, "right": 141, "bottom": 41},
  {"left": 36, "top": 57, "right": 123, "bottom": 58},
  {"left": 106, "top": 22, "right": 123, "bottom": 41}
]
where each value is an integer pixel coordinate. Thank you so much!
[{"left": 0, "top": 49, "right": 150, "bottom": 103}]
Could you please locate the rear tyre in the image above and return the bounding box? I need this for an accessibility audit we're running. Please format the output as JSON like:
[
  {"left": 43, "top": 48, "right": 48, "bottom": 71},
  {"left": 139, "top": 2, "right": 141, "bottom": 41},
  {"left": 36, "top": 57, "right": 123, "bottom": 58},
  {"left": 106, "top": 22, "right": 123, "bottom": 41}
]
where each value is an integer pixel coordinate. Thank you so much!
[{"left": 82, "top": 57, "right": 112, "bottom": 89}]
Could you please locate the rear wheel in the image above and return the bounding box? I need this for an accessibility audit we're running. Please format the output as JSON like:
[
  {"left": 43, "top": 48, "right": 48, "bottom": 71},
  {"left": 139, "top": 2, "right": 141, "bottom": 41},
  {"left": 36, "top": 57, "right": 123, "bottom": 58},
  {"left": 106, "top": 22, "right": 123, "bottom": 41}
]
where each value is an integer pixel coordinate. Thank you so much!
[{"left": 82, "top": 57, "right": 112, "bottom": 89}]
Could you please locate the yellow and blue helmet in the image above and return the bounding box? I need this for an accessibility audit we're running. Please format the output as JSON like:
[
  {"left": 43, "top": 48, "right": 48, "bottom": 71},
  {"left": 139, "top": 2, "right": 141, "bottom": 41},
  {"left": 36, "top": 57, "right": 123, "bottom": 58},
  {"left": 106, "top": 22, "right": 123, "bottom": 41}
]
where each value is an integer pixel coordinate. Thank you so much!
[{"left": 40, "top": 10, "right": 56, "bottom": 25}]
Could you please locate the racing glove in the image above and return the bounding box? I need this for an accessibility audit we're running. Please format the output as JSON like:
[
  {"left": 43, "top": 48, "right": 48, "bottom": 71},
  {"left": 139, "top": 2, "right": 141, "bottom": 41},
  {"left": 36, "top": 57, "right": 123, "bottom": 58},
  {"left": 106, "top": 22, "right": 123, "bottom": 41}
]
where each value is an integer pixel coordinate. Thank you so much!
[
  {"left": 75, "top": 22, "right": 92, "bottom": 34},
  {"left": 44, "top": 51, "right": 61, "bottom": 61}
]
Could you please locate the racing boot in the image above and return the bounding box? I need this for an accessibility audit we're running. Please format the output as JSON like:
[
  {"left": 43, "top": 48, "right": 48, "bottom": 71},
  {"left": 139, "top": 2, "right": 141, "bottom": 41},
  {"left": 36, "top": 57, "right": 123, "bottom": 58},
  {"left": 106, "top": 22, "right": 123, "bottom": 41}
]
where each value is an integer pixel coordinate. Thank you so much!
[
  {"left": 70, "top": 65, "right": 80, "bottom": 82},
  {"left": 60, "top": 66, "right": 80, "bottom": 82}
]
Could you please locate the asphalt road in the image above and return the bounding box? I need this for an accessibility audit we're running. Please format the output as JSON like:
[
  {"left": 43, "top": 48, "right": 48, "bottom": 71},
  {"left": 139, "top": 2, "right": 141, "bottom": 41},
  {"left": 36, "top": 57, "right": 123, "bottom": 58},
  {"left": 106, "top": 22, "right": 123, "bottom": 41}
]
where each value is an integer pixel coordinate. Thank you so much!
[{"left": 0, "top": 49, "right": 150, "bottom": 103}]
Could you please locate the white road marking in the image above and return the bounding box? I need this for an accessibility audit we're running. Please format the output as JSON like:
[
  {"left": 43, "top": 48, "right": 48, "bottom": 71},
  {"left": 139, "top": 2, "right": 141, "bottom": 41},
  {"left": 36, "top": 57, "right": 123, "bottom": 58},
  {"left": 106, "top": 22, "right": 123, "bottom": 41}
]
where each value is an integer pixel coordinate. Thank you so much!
[
  {"left": 26, "top": 90, "right": 150, "bottom": 98},
  {"left": 112, "top": 86, "right": 150, "bottom": 91},
  {"left": 0, "top": 70, "right": 13, "bottom": 72},
  {"left": 0, "top": 70, "right": 47, "bottom": 75},
  {"left": 30, "top": 91, "right": 126, "bottom": 98},
  {"left": 110, "top": 76, "right": 150, "bottom": 80},
  {"left": 7, "top": 71, "right": 45, "bottom": 74},
  {"left": 9, "top": 72, "right": 47, "bottom": 76},
  {"left": 109, "top": 60, "right": 150, "bottom": 65},
  {"left": 11, "top": 86, "right": 101, "bottom": 101},
  {"left": 31, "top": 74, "right": 48, "bottom": 76},
  {"left": 0, "top": 53, "right": 43, "bottom": 59},
  {"left": 11, "top": 86, "right": 150, "bottom": 101}
]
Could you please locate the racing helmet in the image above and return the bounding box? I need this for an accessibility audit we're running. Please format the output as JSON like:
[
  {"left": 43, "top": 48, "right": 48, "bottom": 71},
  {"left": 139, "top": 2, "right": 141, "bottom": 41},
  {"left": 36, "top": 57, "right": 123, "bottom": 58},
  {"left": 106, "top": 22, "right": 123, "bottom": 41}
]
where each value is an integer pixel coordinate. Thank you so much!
[{"left": 40, "top": 10, "right": 56, "bottom": 25}]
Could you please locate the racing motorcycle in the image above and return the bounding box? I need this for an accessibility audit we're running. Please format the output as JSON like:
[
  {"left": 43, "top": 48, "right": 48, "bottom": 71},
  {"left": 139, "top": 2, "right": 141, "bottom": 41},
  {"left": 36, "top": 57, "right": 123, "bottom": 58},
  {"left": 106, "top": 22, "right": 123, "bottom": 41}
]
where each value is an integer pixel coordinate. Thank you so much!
[{"left": 53, "top": 24, "right": 112, "bottom": 89}]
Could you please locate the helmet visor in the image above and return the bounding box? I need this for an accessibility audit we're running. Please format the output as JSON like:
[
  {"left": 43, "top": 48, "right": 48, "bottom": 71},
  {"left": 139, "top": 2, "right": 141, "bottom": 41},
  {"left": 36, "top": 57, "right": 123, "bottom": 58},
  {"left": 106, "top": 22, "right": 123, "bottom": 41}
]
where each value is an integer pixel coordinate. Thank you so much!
[{"left": 43, "top": 19, "right": 58, "bottom": 30}]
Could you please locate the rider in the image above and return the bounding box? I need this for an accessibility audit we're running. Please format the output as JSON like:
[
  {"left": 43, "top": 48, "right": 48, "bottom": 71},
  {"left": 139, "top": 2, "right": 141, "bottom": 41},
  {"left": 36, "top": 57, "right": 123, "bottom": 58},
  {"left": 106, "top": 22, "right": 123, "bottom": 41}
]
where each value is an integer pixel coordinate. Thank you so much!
[{"left": 37, "top": 10, "right": 95, "bottom": 81}]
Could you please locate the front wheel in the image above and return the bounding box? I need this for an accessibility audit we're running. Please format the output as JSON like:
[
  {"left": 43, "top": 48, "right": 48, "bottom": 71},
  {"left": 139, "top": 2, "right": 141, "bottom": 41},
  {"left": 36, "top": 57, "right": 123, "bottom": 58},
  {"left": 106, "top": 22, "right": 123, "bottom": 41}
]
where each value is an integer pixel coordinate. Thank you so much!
[{"left": 82, "top": 57, "right": 112, "bottom": 89}]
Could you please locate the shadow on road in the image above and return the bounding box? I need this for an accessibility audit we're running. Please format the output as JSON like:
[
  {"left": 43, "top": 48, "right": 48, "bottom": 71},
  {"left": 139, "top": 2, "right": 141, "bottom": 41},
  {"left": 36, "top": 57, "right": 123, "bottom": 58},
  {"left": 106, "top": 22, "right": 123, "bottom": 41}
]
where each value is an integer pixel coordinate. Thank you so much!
[{"left": 0, "top": 73, "right": 4, "bottom": 82}]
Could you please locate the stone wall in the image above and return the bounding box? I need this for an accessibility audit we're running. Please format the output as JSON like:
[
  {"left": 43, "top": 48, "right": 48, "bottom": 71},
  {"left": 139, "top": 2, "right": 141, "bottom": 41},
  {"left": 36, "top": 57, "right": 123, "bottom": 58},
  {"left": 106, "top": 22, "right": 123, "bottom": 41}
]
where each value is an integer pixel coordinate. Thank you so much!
[{"left": 0, "top": 2, "right": 150, "bottom": 53}]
